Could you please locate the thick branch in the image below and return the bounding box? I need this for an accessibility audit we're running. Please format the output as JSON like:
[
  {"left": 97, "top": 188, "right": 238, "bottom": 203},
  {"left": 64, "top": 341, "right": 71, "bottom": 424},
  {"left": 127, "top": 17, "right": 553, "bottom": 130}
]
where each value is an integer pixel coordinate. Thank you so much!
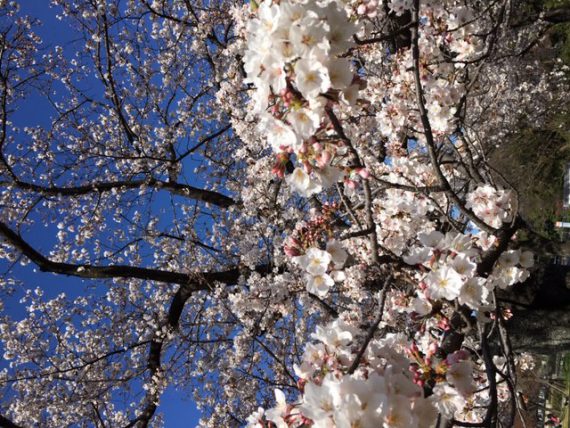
[
  {"left": 543, "top": 7, "right": 570, "bottom": 24},
  {"left": 479, "top": 322, "right": 499, "bottom": 428},
  {"left": 4, "top": 177, "right": 235, "bottom": 208},
  {"left": 0, "top": 221, "right": 240, "bottom": 286},
  {"left": 0, "top": 415, "right": 23, "bottom": 428}
]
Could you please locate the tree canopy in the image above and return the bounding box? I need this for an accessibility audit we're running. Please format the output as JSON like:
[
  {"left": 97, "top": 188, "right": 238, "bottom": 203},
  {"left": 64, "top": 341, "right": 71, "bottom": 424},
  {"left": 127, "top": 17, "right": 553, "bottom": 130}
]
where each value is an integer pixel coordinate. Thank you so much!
[{"left": 0, "top": 0, "right": 569, "bottom": 427}]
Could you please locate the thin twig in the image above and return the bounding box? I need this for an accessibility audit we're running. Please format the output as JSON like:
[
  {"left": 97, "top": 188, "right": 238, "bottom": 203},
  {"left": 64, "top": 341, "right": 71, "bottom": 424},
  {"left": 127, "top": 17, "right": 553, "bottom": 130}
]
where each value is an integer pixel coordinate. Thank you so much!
[{"left": 347, "top": 275, "right": 391, "bottom": 374}]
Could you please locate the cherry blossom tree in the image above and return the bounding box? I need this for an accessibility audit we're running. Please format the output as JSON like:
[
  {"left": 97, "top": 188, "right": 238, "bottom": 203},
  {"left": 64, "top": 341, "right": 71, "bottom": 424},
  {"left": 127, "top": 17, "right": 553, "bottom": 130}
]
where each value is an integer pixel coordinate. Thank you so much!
[{"left": 0, "top": 0, "right": 568, "bottom": 427}]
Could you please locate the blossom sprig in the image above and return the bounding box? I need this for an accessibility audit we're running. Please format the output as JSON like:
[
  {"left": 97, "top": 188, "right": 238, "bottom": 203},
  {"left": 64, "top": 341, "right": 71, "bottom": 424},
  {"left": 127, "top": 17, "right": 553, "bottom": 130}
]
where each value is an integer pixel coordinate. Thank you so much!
[
  {"left": 283, "top": 203, "right": 340, "bottom": 256},
  {"left": 282, "top": 204, "right": 350, "bottom": 296}
]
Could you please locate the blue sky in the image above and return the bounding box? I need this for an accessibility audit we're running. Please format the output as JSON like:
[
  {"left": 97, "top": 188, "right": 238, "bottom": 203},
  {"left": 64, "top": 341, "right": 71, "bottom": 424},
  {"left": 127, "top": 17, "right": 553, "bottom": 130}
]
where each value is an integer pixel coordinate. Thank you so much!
[{"left": 1, "top": 1, "right": 203, "bottom": 425}]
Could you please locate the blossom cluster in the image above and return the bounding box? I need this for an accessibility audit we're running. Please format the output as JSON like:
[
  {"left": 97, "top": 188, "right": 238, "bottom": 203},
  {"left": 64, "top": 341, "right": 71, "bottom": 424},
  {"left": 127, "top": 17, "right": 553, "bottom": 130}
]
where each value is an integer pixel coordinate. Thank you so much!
[
  {"left": 244, "top": 0, "right": 361, "bottom": 196},
  {"left": 403, "top": 230, "right": 533, "bottom": 311},
  {"left": 292, "top": 242, "right": 347, "bottom": 297},
  {"left": 359, "top": 2, "right": 485, "bottom": 153},
  {"left": 283, "top": 205, "right": 349, "bottom": 296},
  {"left": 237, "top": 1, "right": 544, "bottom": 426},
  {"left": 466, "top": 185, "right": 514, "bottom": 228},
  {"left": 244, "top": 312, "right": 516, "bottom": 427},
  {"left": 246, "top": 318, "right": 439, "bottom": 428}
]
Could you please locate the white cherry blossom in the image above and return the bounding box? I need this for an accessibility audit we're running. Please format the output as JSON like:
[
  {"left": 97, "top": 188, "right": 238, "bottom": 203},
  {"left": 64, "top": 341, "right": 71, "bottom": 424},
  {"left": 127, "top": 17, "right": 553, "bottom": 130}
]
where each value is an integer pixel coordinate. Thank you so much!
[
  {"left": 424, "top": 266, "right": 464, "bottom": 301},
  {"left": 295, "top": 58, "right": 331, "bottom": 101},
  {"left": 295, "top": 247, "right": 332, "bottom": 276},
  {"left": 306, "top": 272, "right": 335, "bottom": 296}
]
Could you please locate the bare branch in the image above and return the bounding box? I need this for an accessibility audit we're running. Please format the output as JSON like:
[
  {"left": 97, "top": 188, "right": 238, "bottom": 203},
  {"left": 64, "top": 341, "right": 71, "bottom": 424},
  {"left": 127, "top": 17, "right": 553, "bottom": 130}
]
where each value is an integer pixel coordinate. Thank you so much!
[
  {"left": 3, "top": 178, "right": 235, "bottom": 208},
  {"left": 0, "top": 221, "right": 240, "bottom": 286}
]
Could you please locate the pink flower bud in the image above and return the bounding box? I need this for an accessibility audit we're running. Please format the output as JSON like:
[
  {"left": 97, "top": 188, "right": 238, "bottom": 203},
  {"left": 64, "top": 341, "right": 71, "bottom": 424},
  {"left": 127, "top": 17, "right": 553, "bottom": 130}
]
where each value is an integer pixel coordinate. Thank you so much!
[
  {"left": 427, "top": 342, "right": 438, "bottom": 357},
  {"left": 357, "top": 4, "right": 367, "bottom": 14},
  {"left": 437, "top": 318, "right": 450, "bottom": 331},
  {"left": 358, "top": 168, "right": 370, "bottom": 179},
  {"left": 272, "top": 165, "right": 285, "bottom": 179},
  {"left": 317, "top": 151, "right": 332, "bottom": 168},
  {"left": 284, "top": 245, "right": 301, "bottom": 257},
  {"left": 345, "top": 178, "right": 357, "bottom": 189},
  {"left": 446, "top": 349, "right": 469, "bottom": 365}
]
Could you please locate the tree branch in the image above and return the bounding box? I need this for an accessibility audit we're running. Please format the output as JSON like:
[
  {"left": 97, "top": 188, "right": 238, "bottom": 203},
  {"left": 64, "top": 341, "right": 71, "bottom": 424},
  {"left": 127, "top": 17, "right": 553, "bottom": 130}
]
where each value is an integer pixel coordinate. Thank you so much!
[
  {"left": 0, "top": 414, "right": 24, "bottom": 428},
  {"left": 3, "top": 177, "right": 235, "bottom": 208},
  {"left": 0, "top": 221, "right": 240, "bottom": 286},
  {"left": 347, "top": 275, "right": 391, "bottom": 374},
  {"left": 542, "top": 7, "right": 570, "bottom": 24},
  {"left": 409, "top": 1, "right": 497, "bottom": 235}
]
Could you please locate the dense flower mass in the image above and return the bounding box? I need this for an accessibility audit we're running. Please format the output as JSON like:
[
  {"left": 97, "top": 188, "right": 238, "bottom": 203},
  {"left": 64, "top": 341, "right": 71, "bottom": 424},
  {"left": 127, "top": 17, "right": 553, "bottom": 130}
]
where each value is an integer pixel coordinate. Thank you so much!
[
  {"left": 0, "top": 0, "right": 567, "bottom": 426},
  {"left": 236, "top": 0, "right": 562, "bottom": 426},
  {"left": 244, "top": 0, "right": 360, "bottom": 196}
]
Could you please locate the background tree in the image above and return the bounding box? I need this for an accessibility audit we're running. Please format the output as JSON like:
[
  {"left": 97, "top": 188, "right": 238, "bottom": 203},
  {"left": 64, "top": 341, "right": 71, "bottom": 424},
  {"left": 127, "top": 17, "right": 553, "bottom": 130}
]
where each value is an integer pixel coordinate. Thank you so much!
[{"left": 489, "top": 0, "right": 570, "bottom": 239}]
